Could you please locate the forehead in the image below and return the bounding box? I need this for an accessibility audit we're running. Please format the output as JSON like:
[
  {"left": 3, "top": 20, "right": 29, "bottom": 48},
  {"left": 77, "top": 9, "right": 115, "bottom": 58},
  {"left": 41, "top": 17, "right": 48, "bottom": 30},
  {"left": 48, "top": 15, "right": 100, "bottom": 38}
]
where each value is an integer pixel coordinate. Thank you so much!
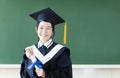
[{"left": 38, "top": 21, "right": 52, "bottom": 27}]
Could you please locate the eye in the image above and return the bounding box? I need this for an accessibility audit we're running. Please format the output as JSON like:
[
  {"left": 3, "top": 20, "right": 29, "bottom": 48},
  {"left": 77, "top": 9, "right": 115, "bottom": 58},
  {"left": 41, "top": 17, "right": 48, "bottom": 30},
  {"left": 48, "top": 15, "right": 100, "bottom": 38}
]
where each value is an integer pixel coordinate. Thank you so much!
[
  {"left": 39, "top": 27, "right": 43, "bottom": 29},
  {"left": 46, "top": 27, "right": 52, "bottom": 30}
]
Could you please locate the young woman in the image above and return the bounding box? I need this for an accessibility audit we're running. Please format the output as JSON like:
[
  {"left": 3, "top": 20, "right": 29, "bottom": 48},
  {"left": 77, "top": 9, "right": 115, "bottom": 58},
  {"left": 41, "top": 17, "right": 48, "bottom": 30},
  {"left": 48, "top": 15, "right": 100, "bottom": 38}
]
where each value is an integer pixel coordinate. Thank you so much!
[{"left": 20, "top": 8, "right": 72, "bottom": 78}]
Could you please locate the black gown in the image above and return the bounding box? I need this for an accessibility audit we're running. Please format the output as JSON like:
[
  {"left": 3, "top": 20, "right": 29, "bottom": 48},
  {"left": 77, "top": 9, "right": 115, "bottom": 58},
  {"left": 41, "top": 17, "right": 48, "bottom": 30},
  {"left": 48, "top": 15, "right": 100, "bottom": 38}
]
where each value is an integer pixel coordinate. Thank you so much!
[{"left": 20, "top": 42, "right": 73, "bottom": 78}]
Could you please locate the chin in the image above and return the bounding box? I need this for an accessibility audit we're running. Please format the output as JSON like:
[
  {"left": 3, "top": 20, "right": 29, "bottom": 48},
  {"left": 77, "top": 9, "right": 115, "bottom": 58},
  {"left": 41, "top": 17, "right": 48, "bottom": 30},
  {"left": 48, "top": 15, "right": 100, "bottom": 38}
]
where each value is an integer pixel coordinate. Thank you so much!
[{"left": 40, "top": 38, "right": 49, "bottom": 42}]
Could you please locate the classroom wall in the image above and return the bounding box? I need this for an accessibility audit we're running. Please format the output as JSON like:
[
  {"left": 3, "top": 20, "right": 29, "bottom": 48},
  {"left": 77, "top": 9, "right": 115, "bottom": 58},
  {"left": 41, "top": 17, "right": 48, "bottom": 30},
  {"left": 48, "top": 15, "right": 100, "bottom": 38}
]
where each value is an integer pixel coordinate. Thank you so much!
[{"left": 1, "top": 64, "right": 120, "bottom": 78}]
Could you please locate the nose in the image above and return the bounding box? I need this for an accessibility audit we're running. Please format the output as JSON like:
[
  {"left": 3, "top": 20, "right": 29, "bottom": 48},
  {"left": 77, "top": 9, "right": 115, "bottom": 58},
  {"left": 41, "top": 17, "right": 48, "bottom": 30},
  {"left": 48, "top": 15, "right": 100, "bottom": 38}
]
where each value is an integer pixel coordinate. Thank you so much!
[{"left": 42, "top": 29, "right": 47, "bottom": 33}]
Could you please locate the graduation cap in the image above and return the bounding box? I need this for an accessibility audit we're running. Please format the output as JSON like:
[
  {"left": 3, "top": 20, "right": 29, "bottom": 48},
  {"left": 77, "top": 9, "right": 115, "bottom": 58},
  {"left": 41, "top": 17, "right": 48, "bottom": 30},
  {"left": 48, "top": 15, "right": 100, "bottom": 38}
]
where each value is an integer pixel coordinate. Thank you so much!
[{"left": 29, "top": 8, "right": 67, "bottom": 44}]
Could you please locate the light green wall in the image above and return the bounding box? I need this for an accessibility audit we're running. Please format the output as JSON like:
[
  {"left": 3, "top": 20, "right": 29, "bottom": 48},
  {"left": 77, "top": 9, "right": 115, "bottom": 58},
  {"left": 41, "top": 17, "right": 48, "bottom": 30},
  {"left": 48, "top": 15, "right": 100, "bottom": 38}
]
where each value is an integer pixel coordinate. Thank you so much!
[{"left": 0, "top": 0, "right": 120, "bottom": 64}]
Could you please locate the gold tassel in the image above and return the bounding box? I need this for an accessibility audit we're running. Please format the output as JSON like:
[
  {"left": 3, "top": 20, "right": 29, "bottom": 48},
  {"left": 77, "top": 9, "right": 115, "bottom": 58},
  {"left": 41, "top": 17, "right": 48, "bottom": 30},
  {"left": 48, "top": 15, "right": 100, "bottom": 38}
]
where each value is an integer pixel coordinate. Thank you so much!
[{"left": 63, "top": 22, "right": 67, "bottom": 44}]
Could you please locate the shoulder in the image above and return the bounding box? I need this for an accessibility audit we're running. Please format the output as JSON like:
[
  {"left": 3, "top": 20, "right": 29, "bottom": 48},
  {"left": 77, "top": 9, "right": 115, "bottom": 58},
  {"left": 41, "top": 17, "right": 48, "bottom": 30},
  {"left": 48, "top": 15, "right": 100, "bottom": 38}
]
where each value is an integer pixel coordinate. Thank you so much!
[{"left": 56, "top": 43, "right": 70, "bottom": 55}]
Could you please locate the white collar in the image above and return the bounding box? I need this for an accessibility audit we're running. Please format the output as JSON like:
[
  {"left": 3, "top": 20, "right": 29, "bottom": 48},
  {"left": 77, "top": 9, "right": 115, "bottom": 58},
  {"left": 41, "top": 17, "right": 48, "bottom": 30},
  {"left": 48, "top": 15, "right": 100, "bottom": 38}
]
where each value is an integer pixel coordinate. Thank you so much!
[{"left": 38, "top": 39, "right": 53, "bottom": 48}]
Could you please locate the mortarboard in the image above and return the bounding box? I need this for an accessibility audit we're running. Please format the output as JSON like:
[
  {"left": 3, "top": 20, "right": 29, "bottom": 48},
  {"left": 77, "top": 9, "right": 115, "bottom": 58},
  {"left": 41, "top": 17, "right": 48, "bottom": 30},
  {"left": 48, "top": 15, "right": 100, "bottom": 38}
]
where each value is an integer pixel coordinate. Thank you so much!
[{"left": 29, "top": 8, "right": 67, "bottom": 44}]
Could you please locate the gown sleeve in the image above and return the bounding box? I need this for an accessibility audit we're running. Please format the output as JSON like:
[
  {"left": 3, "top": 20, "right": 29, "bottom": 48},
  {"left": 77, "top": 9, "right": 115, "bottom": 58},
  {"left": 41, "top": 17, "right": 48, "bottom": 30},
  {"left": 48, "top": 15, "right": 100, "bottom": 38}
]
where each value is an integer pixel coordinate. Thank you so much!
[
  {"left": 45, "top": 48, "right": 73, "bottom": 78},
  {"left": 20, "top": 54, "right": 30, "bottom": 78},
  {"left": 20, "top": 54, "right": 42, "bottom": 78}
]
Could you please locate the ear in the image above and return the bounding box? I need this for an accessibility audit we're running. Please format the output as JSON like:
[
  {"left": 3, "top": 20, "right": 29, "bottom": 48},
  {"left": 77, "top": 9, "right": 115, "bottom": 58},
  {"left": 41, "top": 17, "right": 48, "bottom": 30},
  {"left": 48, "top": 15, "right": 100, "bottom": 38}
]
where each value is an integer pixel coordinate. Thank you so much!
[{"left": 35, "top": 26, "right": 38, "bottom": 33}]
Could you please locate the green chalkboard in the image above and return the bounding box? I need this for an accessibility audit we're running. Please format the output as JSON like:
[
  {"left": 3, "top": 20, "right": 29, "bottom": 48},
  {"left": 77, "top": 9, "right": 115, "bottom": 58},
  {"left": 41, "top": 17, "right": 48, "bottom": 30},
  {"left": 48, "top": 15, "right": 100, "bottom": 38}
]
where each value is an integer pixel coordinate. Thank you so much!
[{"left": 0, "top": 0, "right": 120, "bottom": 64}]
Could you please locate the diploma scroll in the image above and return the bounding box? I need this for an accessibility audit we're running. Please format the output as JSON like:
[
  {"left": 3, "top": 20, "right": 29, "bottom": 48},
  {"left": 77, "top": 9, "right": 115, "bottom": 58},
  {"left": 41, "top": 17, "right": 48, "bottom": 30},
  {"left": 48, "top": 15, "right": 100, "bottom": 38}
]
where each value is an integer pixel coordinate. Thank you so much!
[{"left": 28, "top": 55, "right": 42, "bottom": 69}]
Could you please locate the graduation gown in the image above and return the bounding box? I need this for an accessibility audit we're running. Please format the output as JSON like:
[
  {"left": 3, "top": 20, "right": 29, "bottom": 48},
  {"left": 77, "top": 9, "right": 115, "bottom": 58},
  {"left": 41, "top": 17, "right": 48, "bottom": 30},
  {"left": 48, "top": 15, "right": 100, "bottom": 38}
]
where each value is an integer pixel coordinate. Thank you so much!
[{"left": 20, "top": 43, "right": 73, "bottom": 78}]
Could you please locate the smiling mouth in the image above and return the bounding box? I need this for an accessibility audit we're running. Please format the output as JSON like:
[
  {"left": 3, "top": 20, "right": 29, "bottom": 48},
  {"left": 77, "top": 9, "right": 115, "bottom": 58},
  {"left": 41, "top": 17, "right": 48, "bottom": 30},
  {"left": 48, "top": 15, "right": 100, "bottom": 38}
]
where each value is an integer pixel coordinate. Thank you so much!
[{"left": 41, "top": 34, "right": 48, "bottom": 37}]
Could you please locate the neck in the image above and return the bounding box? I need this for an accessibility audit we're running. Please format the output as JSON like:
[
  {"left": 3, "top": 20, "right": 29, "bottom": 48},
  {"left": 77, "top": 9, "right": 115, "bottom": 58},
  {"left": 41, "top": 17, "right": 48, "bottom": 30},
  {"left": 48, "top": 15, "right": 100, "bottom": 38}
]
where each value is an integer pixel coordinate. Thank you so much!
[{"left": 40, "top": 40, "right": 47, "bottom": 44}]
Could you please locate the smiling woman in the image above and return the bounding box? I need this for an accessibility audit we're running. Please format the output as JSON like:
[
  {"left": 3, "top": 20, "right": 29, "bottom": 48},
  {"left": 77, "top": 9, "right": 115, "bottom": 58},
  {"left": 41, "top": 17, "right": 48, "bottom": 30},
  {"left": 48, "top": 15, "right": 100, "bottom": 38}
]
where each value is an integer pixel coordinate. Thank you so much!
[{"left": 20, "top": 8, "right": 73, "bottom": 78}]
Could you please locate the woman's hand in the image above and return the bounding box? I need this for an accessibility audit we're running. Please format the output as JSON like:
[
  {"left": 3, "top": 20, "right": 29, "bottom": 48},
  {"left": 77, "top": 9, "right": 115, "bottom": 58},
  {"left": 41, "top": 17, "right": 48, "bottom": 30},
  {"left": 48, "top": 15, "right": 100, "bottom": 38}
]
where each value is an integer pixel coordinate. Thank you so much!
[
  {"left": 35, "top": 68, "right": 45, "bottom": 78},
  {"left": 25, "top": 46, "right": 33, "bottom": 59}
]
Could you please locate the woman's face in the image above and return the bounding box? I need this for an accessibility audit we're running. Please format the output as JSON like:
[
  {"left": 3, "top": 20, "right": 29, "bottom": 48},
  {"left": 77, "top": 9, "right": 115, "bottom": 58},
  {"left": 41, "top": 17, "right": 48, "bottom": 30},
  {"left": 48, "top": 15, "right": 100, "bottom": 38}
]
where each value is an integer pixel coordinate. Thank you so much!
[{"left": 36, "top": 21, "right": 53, "bottom": 43}]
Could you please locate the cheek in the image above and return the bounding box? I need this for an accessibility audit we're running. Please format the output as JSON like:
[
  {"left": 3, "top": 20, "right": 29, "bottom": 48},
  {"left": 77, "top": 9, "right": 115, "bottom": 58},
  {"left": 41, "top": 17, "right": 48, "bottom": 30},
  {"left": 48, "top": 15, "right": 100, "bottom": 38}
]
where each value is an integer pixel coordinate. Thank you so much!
[
  {"left": 37, "top": 28, "right": 42, "bottom": 33},
  {"left": 49, "top": 31, "right": 53, "bottom": 36}
]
